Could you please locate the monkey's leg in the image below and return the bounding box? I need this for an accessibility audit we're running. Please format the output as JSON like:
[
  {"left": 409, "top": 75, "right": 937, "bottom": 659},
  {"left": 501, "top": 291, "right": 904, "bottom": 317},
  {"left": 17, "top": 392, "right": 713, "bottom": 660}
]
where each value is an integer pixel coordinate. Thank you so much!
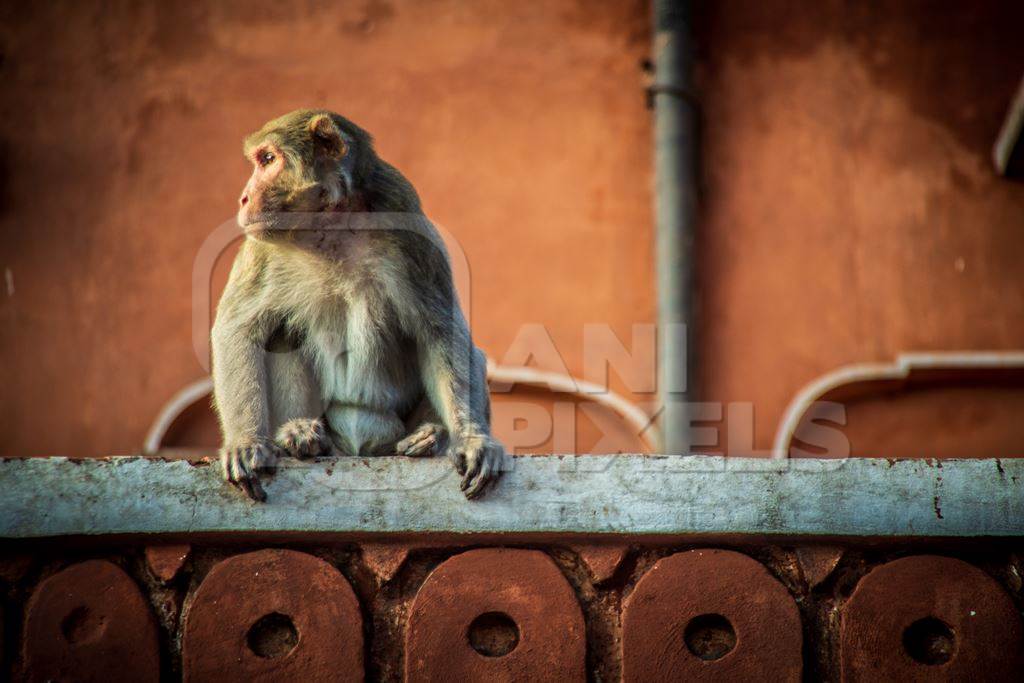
[
  {"left": 396, "top": 397, "right": 447, "bottom": 457},
  {"left": 266, "top": 349, "right": 332, "bottom": 460}
]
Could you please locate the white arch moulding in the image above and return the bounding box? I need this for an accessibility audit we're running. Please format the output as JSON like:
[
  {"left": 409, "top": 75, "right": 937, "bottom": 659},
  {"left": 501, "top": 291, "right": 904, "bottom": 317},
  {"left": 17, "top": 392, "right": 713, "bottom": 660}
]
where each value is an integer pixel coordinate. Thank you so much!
[{"left": 771, "top": 351, "right": 1024, "bottom": 459}]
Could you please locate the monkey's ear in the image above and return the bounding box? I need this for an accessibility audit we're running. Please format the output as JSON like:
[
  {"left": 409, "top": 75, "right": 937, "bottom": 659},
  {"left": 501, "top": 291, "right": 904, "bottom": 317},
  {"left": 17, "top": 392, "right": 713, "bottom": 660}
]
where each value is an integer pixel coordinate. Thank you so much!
[{"left": 309, "top": 114, "right": 347, "bottom": 159}]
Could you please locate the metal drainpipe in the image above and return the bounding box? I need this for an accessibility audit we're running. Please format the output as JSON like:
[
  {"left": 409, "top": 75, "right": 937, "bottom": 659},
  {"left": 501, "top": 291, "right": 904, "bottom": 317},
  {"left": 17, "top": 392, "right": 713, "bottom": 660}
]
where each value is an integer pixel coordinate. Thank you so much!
[{"left": 651, "top": 0, "right": 697, "bottom": 454}]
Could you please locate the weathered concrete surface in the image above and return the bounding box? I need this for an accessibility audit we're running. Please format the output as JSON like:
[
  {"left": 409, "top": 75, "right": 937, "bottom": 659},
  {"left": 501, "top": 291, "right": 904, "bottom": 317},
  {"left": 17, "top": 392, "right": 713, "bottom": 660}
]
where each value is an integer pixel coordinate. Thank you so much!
[{"left": 1, "top": 455, "right": 1021, "bottom": 538}]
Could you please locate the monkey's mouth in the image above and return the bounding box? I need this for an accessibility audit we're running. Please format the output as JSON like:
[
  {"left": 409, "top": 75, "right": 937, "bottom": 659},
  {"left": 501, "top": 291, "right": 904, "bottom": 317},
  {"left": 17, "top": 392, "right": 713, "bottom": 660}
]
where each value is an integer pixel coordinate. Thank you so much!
[
  {"left": 239, "top": 212, "right": 352, "bottom": 238},
  {"left": 239, "top": 213, "right": 295, "bottom": 235}
]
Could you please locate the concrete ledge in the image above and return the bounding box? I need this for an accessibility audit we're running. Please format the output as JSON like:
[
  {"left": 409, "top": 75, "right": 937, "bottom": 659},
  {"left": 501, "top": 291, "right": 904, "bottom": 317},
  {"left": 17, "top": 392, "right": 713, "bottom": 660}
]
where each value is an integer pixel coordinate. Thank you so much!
[{"left": 1, "top": 455, "right": 1021, "bottom": 539}]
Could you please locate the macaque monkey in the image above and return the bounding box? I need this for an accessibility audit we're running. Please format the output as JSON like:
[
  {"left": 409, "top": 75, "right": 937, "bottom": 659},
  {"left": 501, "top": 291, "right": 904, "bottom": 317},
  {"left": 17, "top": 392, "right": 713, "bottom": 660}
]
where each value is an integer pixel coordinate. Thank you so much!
[{"left": 212, "top": 109, "right": 503, "bottom": 501}]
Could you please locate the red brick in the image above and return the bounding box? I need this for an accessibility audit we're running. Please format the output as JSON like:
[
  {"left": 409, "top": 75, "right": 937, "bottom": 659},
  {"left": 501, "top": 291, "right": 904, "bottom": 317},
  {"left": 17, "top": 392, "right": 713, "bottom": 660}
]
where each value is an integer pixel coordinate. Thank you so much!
[
  {"left": 573, "top": 544, "right": 628, "bottom": 584},
  {"left": 841, "top": 555, "right": 1024, "bottom": 682},
  {"left": 21, "top": 559, "right": 159, "bottom": 682},
  {"left": 622, "top": 549, "right": 802, "bottom": 682},
  {"left": 405, "top": 548, "right": 585, "bottom": 682},
  {"left": 796, "top": 545, "right": 843, "bottom": 588},
  {"left": 182, "top": 549, "right": 363, "bottom": 682},
  {"left": 144, "top": 544, "right": 191, "bottom": 583},
  {"left": 361, "top": 542, "right": 410, "bottom": 584},
  {"left": 0, "top": 553, "right": 33, "bottom": 583}
]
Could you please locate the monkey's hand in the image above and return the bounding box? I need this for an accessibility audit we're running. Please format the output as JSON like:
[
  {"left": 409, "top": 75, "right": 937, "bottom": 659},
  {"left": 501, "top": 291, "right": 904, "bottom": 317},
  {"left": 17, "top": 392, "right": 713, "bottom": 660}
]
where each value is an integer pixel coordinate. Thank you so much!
[
  {"left": 276, "top": 418, "right": 333, "bottom": 460},
  {"left": 396, "top": 422, "right": 447, "bottom": 457},
  {"left": 449, "top": 431, "right": 505, "bottom": 499},
  {"left": 220, "top": 437, "right": 280, "bottom": 502}
]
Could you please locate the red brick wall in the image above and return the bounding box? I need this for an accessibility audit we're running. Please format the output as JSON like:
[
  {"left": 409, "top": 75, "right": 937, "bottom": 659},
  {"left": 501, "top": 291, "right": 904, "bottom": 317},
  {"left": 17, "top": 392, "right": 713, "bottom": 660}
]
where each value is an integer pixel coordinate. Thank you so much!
[{"left": 2, "top": 540, "right": 1022, "bottom": 680}]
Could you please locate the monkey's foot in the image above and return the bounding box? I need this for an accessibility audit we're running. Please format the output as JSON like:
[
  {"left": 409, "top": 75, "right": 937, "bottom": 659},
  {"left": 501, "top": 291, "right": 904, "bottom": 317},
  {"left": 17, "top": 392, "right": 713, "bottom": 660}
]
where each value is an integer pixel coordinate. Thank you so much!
[
  {"left": 449, "top": 432, "right": 506, "bottom": 499},
  {"left": 220, "top": 438, "right": 280, "bottom": 502},
  {"left": 396, "top": 422, "right": 446, "bottom": 457},
  {"left": 276, "top": 418, "right": 332, "bottom": 460}
]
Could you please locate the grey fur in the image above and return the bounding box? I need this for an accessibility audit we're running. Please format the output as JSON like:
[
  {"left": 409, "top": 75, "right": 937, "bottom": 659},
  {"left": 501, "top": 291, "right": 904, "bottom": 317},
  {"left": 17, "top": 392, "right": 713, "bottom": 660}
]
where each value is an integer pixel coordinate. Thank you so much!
[{"left": 213, "top": 110, "right": 503, "bottom": 501}]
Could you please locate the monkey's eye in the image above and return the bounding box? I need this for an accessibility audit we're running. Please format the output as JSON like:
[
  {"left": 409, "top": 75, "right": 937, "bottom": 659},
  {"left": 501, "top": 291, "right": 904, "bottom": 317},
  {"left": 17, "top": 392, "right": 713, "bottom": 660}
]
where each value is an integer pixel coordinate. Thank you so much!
[{"left": 258, "top": 151, "right": 276, "bottom": 167}]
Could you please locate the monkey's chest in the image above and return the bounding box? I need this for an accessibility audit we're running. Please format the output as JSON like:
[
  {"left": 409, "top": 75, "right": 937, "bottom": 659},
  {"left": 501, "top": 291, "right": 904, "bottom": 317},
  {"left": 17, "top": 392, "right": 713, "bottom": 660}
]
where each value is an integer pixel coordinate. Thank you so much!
[{"left": 302, "top": 297, "right": 417, "bottom": 413}]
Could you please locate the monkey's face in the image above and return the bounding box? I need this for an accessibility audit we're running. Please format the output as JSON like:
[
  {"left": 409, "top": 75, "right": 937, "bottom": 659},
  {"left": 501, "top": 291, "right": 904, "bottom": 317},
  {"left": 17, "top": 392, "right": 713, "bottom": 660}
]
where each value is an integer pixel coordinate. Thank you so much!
[{"left": 238, "top": 111, "right": 359, "bottom": 239}]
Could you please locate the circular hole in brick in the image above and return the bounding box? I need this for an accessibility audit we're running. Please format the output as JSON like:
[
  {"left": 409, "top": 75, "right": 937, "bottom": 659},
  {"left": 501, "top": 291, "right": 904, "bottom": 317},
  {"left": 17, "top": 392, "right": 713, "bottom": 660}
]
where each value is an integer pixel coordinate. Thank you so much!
[
  {"left": 246, "top": 612, "right": 298, "bottom": 659},
  {"left": 684, "top": 613, "right": 736, "bottom": 661},
  {"left": 903, "top": 617, "right": 955, "bottom": 665},
  {"left": 467, "top": 611, "right": 519, "bottom": 657},
  {"left": 61, "top": 606, "right": 106, "bottom": 645}
]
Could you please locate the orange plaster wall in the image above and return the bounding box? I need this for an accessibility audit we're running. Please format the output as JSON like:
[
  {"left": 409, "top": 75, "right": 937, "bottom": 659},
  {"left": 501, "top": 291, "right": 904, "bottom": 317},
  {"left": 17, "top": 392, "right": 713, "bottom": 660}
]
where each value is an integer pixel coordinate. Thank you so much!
[
  {"left": 2, "top": 1, "right": 1023, "bottom": 458},
  {"left": 0, "top": 0, "right": 653, "bottom": 457},
  {"left": 693, "top": 0, "right": 1024, "bottom": 456}
]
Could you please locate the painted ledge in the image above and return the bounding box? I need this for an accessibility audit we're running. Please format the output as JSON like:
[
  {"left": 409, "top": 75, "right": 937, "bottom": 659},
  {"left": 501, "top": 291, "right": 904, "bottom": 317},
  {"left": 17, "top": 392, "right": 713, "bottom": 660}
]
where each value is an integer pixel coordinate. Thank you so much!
[{"left": 0, "top": 455, "right": 1021, "bottom": 539}]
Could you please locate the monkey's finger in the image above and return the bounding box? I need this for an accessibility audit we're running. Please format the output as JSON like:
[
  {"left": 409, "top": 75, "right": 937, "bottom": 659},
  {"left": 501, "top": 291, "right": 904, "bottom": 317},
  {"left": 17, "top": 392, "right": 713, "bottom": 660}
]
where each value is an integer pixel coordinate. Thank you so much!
[
  {"left": 463, "top": 459, "right": 492, "bottom": 499},
  {"left": 405, "top": 432, "right": 431, "bottom": 449},
  {"left": 450, "top": 449, "right": 468, "bottom": 476},
  {"left": 237, "top": 476, "right": 264, "bottom": 502},
  {"left": 227, "top": 451, "right": 249, "bottom": 485},
  {"left": 244, "top": 475, "right": 267, "bottom": 502},
  {"left": 311, "top": 420, "right": 328, "bottom": 444},
  {"left": 235, "top": 475, "right": 252, "bottom": 498},
  {"left": 225, "top": 450, "right": 263, "bottom": 501},
  {"left": 397, "top": 429, "right": 421, "bottom": 449},
  {"left": 401, "top": 432, "right": 436, "bottom": 456},
  {"left": 461, "top": 452, "right": 483, "bottom": 491},
  {"left": 252, "top": 445, "right": 278, "bottom": 474},
  {"left": 230, "top": 456, "right": 247, "bottom": 488},
  {"left": 301, "top": 431, "right": 331, "bottom": 459},
  {"left": 235, "top": 462, "right": 266, "bottom": 502},
  {"left": 219, "top": 450, "right": 233, "bottom": 482}
]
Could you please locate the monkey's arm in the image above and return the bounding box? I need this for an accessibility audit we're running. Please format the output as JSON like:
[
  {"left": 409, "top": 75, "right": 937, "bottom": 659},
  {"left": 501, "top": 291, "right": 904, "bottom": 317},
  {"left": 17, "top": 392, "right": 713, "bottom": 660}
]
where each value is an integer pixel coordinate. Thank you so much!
[
  {"left": 414, "top": 279, "right": 503, "bottom": 499},
  {"left": 211, "top": 257, "right": 278, "bottom": 501}
]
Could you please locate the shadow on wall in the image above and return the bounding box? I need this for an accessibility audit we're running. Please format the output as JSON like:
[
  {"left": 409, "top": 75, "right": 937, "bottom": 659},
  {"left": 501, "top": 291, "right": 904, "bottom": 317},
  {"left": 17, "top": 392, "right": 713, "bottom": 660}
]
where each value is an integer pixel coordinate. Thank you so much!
[{"left": 696, "top": 0, "right": 1024, "bottom": 160}]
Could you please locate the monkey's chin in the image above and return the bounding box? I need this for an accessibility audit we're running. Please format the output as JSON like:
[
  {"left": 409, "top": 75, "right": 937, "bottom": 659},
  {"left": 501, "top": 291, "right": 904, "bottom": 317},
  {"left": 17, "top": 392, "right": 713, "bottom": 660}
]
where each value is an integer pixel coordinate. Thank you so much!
[{"left": 240, "top": 221, "right": 273, "bottom": 239}]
